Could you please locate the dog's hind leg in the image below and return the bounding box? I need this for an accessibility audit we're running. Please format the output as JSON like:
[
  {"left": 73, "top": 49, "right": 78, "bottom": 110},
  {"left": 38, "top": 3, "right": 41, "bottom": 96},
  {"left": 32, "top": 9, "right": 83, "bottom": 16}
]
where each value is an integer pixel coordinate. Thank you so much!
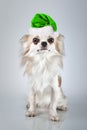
[{"left": 57, "top": 76, "right": 68, "bottom": 111}]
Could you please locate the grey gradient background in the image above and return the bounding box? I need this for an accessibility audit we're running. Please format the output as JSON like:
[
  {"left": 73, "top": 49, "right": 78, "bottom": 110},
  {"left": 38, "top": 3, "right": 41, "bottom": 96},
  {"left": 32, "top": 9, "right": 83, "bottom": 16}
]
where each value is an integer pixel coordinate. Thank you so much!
[{"left": 0, "top": 0, "right": 87, "bottom": 130}]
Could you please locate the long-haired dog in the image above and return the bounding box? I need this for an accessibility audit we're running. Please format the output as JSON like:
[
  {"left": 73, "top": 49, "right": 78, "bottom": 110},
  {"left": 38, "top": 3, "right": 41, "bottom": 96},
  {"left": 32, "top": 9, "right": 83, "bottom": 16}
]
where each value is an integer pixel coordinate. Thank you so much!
[{"left": 20, "top": 26, "right": 67, "bottom": 121}]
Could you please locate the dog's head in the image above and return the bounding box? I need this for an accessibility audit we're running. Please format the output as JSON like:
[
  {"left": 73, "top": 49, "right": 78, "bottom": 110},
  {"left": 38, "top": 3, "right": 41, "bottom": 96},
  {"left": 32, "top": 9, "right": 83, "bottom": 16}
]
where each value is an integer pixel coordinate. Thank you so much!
[{"left": 20, "top": 33, "right": 64, "bottom": 57}]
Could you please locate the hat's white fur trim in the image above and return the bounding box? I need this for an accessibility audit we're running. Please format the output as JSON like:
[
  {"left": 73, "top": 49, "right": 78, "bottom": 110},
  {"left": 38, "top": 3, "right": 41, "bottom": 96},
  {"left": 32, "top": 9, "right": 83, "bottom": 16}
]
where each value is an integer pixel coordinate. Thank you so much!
[{"left": 29, "top": 26, "right": 54, "bottom": 35}]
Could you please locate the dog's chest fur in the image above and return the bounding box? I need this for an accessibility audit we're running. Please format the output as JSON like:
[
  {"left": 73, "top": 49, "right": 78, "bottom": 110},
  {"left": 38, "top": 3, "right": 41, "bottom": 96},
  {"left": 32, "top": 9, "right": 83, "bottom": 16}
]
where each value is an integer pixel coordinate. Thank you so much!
[{"left": 30, "top": 53, "right": 59, "bottom": 94}]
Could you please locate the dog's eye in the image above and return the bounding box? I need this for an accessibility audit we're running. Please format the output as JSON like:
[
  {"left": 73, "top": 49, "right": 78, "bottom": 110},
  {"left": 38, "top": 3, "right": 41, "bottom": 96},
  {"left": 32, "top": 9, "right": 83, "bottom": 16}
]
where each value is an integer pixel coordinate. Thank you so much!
[
  {"left": 47, "top": 37, "right": 54, "bottom": 44},
  {"left": 33, "top": 38, "right": 40, "bottom": 45}
]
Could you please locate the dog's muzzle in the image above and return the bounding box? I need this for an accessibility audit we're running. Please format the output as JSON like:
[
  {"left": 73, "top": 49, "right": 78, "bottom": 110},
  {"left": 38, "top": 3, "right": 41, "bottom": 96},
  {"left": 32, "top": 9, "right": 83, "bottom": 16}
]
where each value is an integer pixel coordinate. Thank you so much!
[
  {"left": 40, "top": 42, "right": 47, "bottom": 50},
  {"left": 41, "top": 42, "right": 47, "bottom": 47}
]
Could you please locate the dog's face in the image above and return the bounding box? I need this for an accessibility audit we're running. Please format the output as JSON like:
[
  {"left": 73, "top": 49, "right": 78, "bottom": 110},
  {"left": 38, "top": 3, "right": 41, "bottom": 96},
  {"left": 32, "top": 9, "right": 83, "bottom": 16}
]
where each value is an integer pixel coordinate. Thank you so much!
[
  {"left": 20, "top": 33, "right": 64, "bottom": 57},
  {"left": 29, "top": 35, "right": 55, "bottom": 53}
]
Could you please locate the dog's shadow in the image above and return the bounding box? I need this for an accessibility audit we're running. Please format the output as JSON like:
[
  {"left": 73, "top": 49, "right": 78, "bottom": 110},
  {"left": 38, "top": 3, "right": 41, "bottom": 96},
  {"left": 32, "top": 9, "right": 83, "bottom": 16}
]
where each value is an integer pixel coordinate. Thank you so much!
[{"left": 25, "top": 107, "right": 68, "bottom": 130}]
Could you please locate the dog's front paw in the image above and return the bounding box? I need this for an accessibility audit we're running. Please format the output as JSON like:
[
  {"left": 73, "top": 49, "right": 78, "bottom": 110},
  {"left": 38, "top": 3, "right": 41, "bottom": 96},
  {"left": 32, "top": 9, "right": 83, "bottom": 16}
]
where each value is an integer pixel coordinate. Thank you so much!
[
  {"left": 25, "top": 110, "right": 36, "bottom": 117},
  {"left": 50, "top": 114, "right": 60, "bottom": 121}
]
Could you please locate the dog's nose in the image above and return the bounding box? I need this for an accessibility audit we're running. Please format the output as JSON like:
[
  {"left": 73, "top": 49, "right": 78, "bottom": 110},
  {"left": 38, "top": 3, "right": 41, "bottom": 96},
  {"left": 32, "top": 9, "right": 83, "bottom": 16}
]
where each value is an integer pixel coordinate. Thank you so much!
[{"left": 41, "top": 42, "right": 47, "bottom": 47}]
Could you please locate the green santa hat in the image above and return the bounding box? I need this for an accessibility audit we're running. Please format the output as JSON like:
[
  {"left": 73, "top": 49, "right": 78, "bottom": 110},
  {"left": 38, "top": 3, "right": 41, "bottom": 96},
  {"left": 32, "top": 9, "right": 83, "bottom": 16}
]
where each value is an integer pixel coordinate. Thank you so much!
[{"left": 29, "top": 13, "right": 58, "bottom": 35}]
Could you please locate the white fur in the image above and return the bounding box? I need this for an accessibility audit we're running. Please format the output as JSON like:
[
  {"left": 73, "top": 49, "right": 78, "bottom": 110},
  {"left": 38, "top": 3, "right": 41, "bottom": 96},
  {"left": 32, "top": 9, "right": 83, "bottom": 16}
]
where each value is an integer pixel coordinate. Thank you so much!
[
  {"left": 21, "top": 30, "right": 67, "bottom": 121},
  {"left": 28, "top": 53, "right": 60, "bottom": 106}
]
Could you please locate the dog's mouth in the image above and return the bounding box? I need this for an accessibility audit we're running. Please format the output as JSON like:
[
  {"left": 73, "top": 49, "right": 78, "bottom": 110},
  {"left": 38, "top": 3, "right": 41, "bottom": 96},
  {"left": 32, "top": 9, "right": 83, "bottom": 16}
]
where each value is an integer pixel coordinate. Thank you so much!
[
  {"left": 41, "top": 47, "right": 47, "bottom": 51},
  {"left": 37, "top": 47, "right": 48, "bottom": 52}
]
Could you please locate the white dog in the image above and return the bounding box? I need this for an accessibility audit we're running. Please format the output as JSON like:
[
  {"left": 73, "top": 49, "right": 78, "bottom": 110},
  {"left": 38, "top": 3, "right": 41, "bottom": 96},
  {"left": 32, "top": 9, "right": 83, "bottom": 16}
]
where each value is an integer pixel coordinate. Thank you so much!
[{"left": 20, "top": 26, "right": 67, "bottom": 121}]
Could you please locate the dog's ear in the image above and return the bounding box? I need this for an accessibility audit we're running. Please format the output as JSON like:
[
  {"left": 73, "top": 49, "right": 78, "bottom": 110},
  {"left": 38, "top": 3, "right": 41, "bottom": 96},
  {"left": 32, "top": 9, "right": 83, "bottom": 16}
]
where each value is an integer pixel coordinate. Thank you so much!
[
  {"left": 20, "top": 34, "right": 29, "bottom": 48},
  {"left": 55, "top": 34, "right": 65, "bottom": 55},
  {"left": 20, "top": 34, "right": 30, "bottom": 55}
]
